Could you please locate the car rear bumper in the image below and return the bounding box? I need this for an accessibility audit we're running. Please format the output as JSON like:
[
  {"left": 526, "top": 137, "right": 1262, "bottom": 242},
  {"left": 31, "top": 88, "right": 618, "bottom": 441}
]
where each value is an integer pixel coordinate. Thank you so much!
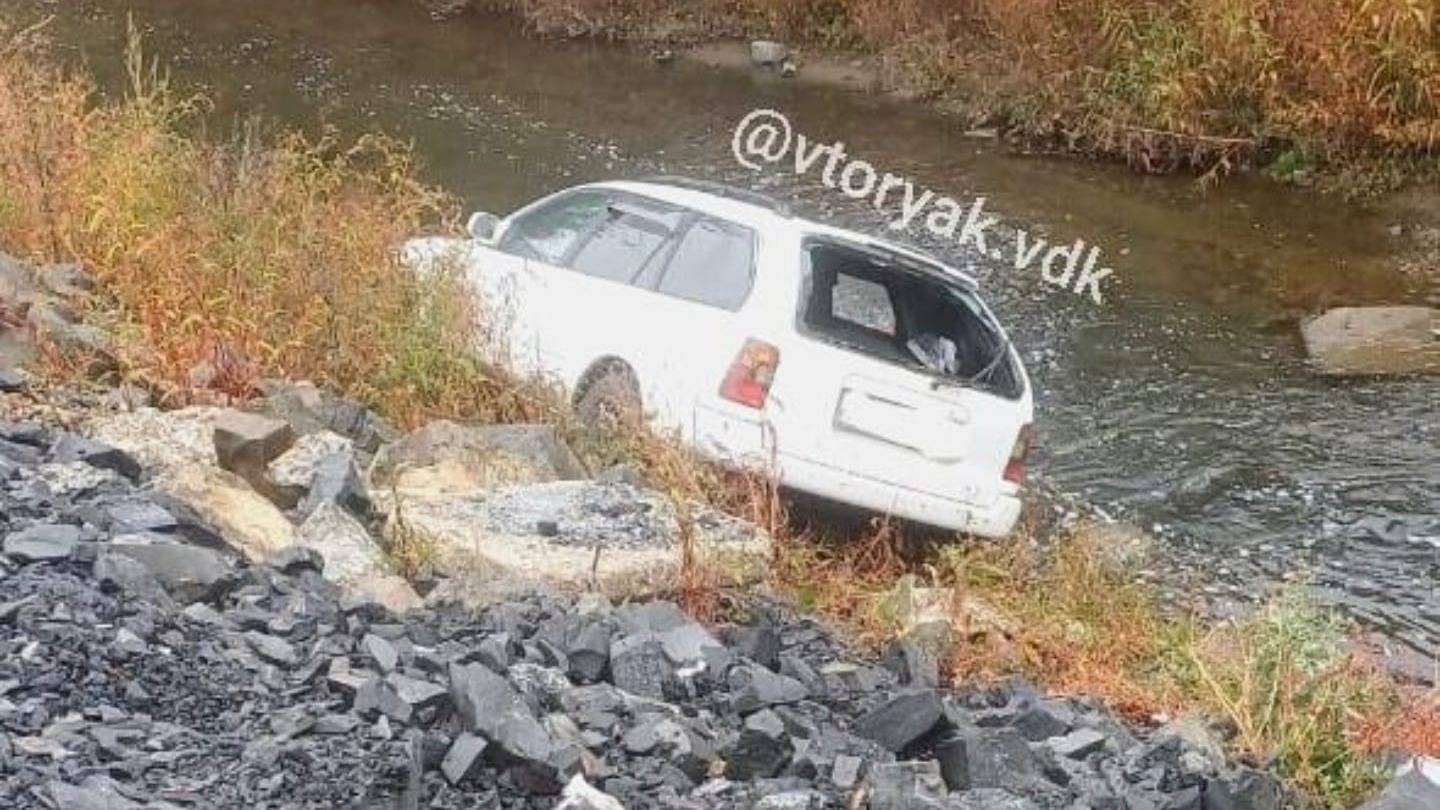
[{"left": 775, "top": 453, "right": 1021, "bottom": 537}]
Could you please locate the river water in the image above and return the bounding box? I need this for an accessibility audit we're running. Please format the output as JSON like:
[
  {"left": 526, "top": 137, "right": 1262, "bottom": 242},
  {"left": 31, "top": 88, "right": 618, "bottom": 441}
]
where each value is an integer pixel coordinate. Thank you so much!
[{"left": 7, "top": 0, "right": 1437, "bottom": 668}]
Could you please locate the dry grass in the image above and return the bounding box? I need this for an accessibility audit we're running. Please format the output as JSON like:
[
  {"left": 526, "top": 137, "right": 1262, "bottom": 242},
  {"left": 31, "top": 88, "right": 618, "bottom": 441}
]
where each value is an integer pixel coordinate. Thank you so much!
[
  {"left": 0, "top": 20, "right": 560, "bottom": 426},
  {"left": 501, "top": 0, "right": 1440, "bottom": 187}
]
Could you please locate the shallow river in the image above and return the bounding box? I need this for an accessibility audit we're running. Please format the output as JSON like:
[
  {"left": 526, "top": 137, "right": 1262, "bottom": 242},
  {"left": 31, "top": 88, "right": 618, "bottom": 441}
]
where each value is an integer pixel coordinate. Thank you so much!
[{"left": 7, "top": 0, "right": 1437, "bottom": 668}]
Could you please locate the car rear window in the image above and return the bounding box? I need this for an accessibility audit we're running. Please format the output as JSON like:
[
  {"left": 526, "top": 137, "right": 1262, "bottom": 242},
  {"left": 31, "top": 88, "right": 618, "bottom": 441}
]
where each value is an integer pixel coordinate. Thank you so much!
[
  {"left": 800, "top": 237, "right": 1023, "bottom": 400},
  {"left": 654, "top": 218, "right": 756, "bottom": 311}
]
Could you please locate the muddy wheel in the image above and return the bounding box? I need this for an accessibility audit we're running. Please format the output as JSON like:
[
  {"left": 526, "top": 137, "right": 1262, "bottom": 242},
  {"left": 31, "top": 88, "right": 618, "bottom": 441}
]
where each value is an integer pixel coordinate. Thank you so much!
[{"left": 575, "top": 364, "right": 642, "bottom": 433}]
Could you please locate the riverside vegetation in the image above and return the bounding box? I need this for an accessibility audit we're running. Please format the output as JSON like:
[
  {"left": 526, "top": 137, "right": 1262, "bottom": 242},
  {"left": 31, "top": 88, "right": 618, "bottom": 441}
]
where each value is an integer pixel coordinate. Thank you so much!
[
  {"left": 481, "top": 0, "right": 1440, "bottom": 192},
  {"left": 0, "top": 20, "right": 1436, "bottom": 808}
]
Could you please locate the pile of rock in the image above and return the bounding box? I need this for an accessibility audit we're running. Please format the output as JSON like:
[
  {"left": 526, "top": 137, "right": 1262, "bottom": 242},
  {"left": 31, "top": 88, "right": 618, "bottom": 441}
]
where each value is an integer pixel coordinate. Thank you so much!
[
  {"left": 1, "top": 413, "right": 1287, "bottom": 808},
  {"left": 83, "top": 388, "right": 769, "bottom": 607}
]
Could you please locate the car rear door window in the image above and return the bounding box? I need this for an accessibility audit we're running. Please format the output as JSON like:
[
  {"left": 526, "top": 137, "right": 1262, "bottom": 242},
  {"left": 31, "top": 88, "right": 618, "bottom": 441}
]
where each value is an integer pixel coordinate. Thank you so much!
[
  {"left": 497, "top": 190, "right": 612, "bottom": 265},
  {"left": 653, "top": 218, "right": 756, "bottom": 310}
]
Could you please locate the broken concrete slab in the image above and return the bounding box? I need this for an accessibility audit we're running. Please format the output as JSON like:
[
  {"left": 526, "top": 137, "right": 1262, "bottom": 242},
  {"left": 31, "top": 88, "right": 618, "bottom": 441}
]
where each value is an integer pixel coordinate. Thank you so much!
[
  {"left": 156, "top": 464, "right": 296, "bottom": 561},
  {"left": 384, "top": 479, "right": 768, "bottom": 600}
]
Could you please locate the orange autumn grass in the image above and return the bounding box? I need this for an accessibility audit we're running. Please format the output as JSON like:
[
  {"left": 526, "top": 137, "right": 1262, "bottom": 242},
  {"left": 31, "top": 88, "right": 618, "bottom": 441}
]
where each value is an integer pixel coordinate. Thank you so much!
[{"left": 0, "top": 20, "right": 559, "bottom": 427}]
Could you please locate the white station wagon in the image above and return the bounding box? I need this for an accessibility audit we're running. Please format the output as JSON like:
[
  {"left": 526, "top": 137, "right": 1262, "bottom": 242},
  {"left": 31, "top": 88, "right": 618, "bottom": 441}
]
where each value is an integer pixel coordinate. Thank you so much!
[{"left": 405, "top": 177, "right": 1033, "bottom": 537}]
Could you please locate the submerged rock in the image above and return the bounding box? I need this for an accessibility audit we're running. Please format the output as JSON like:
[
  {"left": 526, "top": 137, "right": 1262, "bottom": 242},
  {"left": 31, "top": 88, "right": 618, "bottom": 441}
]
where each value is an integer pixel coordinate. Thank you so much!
[{"left": 1301, "top": 306, "right": 1440, "bottom": 375}]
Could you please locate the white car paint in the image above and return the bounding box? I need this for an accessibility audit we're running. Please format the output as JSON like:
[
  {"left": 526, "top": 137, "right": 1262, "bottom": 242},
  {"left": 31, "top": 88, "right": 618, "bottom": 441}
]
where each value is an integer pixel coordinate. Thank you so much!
[{"left": 404, "top": 179, "right": 1033, "bottom": 537}]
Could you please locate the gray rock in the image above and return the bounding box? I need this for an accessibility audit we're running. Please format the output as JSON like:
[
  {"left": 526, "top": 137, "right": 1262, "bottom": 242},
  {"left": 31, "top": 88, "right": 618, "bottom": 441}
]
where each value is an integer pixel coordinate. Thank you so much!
[
  {"left": 370, "top": 420, "right": 586, "bottom": 488},
  {"left": 936, "top": 727, "right": 1046, "bottom": 793},
  {"left": 556, "top": 774, "right": 627, "bottom": 810},
  {"left": 3, "top": 524, "right": 80, "bottom": 562},
  {"left": 566, "top": 621, "right": 612, "bottom": 684},
  {"left": 851, "top": 690, "right": 944, "bottom": 753},
  {"left": 92, "top": 547, "right": 174, "bottom": 605},
  {"left": 609, "top": 635, "right": 672, "bottom": 700},
  {"left": 831, "top": 754, "right": 865, "bottom": 789},
  {"left": 1301, "top": 306, "right": 1440, "bottom": 376},
  {"left": 729, "top": 624, "right": 781, "bottom": 670},
  {"left": 755, "top": 790, "right": 822, "bottom": 809},
  {"left": 882, "top": 639, "right": 939, "bottom": 688},
  {"left": 105, "top": 500, "right": 179, "bottom": 535},
  {"left": 1047, "top": 727, "right": 1106, "bottom": 760},
  {"left": 102, "top": 543, "right": 231, "bottom": 603},
  {"left": 363, "top": 633, "right": 399, "bottom": 673},
  {"left": 244, "top": 631, "right": 299, "bottom": 668},
  {"left": 448, "top": 662, "right": 557, "bottom": 765},
  {"left": 655, "top": 621, "right": 722, "bottom": 669},
  {"left": 1356, "top": 759, "right": 1440, "bottom": 810},
  {"left": 298, "top": 451, "right": 370, "bottom": 519},
  {"left": 26, "top": 300, "right": 116, "bottom": 373},
  {"left": 1011, "top": 701, "right": 1072, "bottom": 741},
  {"left": 1202, "top": 765, "right": 1285, "bottom": 810},
  {"left": 946, "top": 789, "right": 1042, "bottom": 810},
  {"left": 728, "top": 708, "right": 793, "bottom": 780},
  {"left": 388, "top": 673, "right": 449, "bottom": 712},
  {"left": 441, "top": 731, "right": 488, "bottom": 785},
  {"left": 212, "top": 409, "right": 295, "bottom": 480},
  {"left": 750, "top": 40, "right": 790, "bottom": 66},
  {"left": 49, "top": 434, "right": 141, "bottom": 481},
  {"left": 258, "top": 378, "right": 400, "bottom": 454},
  {"left": 867, "top": 761, "right": 948, "bottom": 809},
  {"left": 729, "top": 664, "right": 808, "bottom": 714},
  {"left": 0, "top": 367, "right": 25, "bottom": 393},
  {"left": 47, "top": 775, "right": 141, "bottom": 810},
  {"left": 266, "top": 430, "right": 353, "bottom": 509}
]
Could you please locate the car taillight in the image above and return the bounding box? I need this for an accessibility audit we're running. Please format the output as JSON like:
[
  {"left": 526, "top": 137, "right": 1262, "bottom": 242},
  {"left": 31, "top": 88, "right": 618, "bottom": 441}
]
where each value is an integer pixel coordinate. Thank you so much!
[
  {"left": 1003, "top": 423, "right": 1033, "bottom": 484},
  {"left": 719, "top": 339, "right": 780, "bottom": 409}
]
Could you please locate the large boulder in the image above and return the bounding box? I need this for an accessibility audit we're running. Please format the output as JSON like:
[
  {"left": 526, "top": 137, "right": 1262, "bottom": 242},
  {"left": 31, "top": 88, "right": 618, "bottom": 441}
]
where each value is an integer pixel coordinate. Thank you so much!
[
  {"left": 1300, "top": 306, "right": 1440, "bottom": 375},
  {"left": 371, "top": 421, "right": 587, "bottom": 491},
  {"left": 389, "top": 479, "right": 769, "bottom": 602},
  {"left": 296, "top": 502, "right": 419, "bottom": 613},
  {"left": 86, "top": 407, "right": 226, "bottom": 474},
  {"left": 212, "top": 409, "right": 294, "bottom": 481},
  {"left": 155, "top": 464, "right": 297, "bottom": 561}
]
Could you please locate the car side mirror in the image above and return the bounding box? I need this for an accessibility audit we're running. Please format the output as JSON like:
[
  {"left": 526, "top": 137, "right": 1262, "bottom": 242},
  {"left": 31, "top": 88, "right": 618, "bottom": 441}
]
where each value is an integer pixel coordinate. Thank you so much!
[{"left": 466, "top": 211, "right": 502, "bottom": 243}]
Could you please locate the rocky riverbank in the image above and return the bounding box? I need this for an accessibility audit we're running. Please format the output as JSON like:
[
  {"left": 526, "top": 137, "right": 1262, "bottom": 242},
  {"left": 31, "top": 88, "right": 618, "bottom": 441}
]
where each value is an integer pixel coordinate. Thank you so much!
[{"left": 2, "top": 408, "right": 1289, "bottom": 809}]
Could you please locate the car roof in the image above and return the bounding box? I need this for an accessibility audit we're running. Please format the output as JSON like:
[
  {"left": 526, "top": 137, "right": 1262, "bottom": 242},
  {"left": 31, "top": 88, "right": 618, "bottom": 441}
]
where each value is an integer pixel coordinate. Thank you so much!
[{"left": 594, "top": 179, "right": 977, "bottom": 289}]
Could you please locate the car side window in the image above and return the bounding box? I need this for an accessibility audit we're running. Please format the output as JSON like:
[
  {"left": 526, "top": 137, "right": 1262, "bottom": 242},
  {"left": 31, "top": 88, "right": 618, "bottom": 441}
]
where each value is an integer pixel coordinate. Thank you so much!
[
  {"left": 497, "top": 190, "right": 611, "bottom": 265},
  {"left": 568, "top": 204, "right": 678, "bottom": 284},
  {"left": 653, "top": 218, "right": 756, "bottom": 310}
]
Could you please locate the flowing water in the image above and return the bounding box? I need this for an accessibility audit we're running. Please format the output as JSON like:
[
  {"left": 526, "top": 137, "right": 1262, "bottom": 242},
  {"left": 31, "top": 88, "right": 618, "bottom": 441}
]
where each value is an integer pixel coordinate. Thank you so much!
[{"left": 7, "top": 0, "right": 1437, "bottom": 669}]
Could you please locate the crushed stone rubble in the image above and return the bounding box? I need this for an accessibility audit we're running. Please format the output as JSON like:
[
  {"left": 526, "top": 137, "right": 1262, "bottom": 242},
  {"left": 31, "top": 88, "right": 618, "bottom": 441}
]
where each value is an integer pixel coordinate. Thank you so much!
[{"left": 0, "top": 416, "right": 1292, "bottom": 809}]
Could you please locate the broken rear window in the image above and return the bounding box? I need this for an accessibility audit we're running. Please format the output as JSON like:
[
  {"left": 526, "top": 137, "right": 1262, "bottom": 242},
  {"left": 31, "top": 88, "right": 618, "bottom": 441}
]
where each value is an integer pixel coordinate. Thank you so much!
[{"left": 799, "top": 238, "right": 1022, "bottom": 399}]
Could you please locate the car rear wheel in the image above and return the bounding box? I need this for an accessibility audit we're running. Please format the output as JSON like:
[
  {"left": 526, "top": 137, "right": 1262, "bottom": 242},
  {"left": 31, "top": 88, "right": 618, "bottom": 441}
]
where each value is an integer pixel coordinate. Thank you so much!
[{"left": 575, "top": 364, "right": 642, "bottom": 433}]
